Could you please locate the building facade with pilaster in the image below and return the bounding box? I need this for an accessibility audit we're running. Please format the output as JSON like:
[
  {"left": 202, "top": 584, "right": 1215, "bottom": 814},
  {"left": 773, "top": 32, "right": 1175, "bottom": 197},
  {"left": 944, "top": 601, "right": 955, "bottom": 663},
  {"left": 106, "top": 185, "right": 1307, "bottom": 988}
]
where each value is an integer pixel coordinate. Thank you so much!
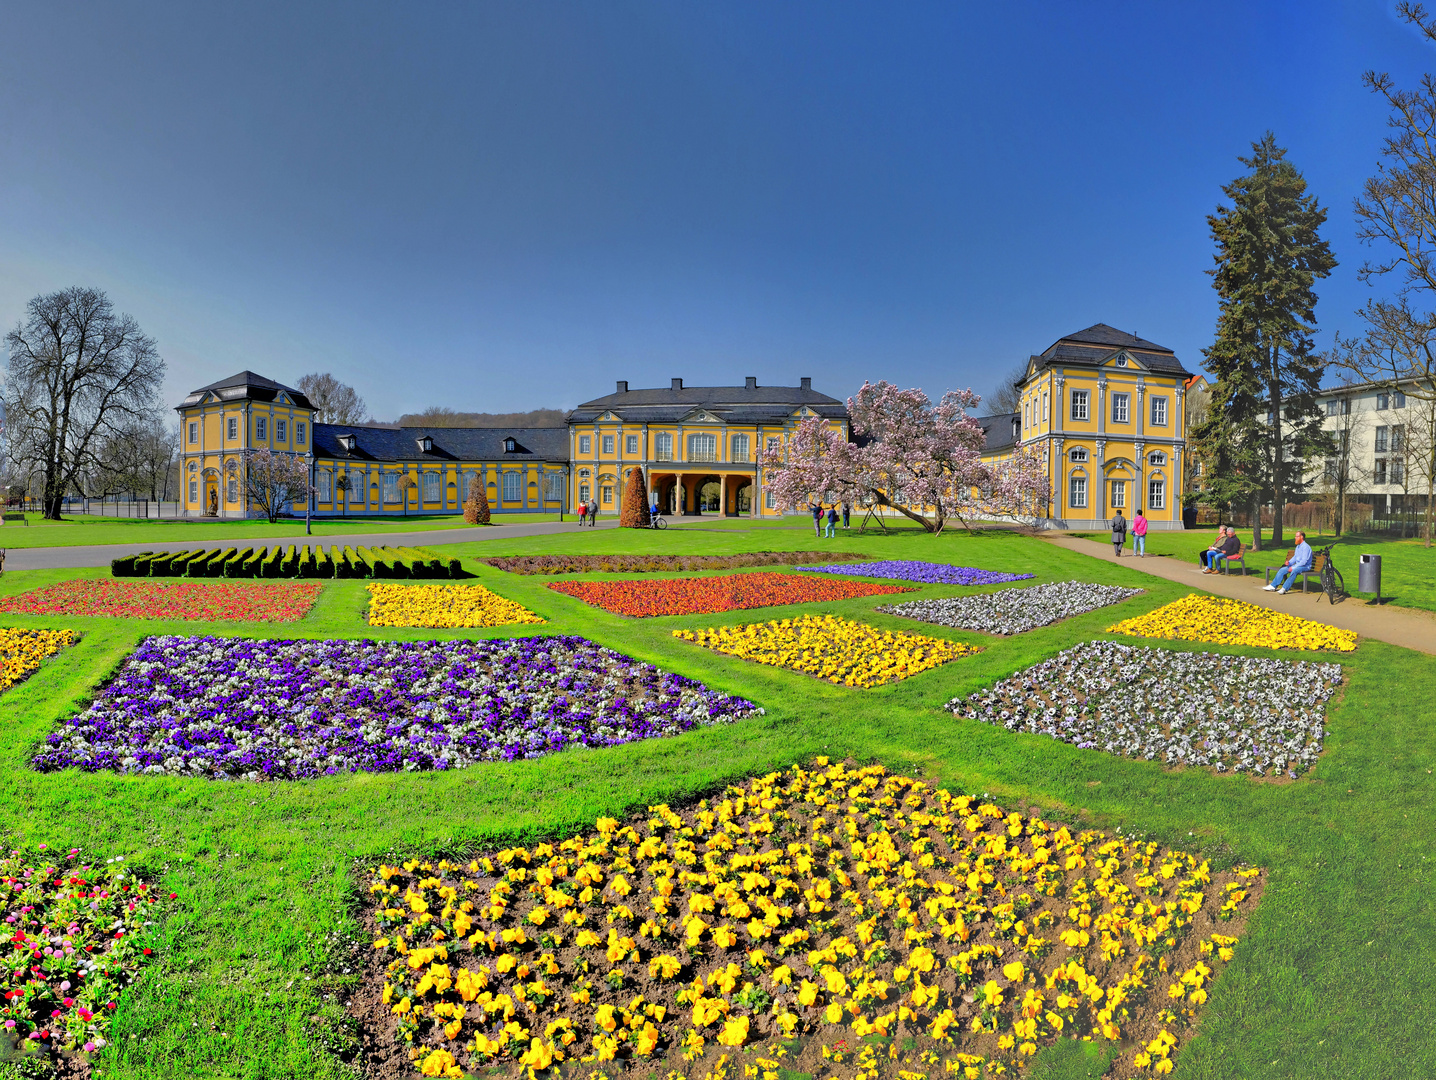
[
  {"left": 1010, "top": 324, "right": 1193, "bottom": 530},
  {"left": 565, "top": 377, "right": 849, "bottom": 517}
]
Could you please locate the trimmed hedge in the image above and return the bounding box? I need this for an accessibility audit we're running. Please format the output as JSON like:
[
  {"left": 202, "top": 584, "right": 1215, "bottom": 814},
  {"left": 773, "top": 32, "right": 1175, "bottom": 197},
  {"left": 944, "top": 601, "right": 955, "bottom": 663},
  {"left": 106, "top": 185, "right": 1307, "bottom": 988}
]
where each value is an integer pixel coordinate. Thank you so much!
[{"left": 111, "top": 544, "right": 463, "bottom": 579}]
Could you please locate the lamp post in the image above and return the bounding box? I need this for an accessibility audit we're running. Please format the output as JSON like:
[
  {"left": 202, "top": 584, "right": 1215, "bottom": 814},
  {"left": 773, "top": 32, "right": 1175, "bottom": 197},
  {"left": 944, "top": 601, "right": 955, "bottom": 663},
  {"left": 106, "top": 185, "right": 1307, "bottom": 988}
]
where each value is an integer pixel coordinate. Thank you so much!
[{"left": 306, "top": 451, "right": 314, "bottom": 536}]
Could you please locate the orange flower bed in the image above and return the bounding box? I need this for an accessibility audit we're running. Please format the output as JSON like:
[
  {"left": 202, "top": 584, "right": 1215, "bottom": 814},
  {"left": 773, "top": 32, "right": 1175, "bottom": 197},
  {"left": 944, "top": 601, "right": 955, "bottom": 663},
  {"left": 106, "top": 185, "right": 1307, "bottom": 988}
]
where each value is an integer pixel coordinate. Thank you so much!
[
  {"left": 0, "top": 580, "right": 323, "bottom": 622},
  {"left": 546, "top": 572, "right": 912, "bottom": 618}
]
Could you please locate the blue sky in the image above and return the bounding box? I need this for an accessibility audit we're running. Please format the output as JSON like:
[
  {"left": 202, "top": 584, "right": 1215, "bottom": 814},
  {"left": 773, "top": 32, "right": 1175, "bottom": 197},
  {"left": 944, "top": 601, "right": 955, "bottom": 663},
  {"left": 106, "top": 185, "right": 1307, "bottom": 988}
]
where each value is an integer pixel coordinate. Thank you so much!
[{"left": 1, "top": 1, "right": 1431, "bottom": 418}]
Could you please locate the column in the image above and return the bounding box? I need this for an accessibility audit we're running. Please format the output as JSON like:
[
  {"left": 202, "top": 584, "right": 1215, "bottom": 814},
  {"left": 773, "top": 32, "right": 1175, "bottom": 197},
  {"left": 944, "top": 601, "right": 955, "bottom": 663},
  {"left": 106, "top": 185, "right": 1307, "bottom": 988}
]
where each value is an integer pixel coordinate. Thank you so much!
[
  {"left": 1054, "top": 374, "right": 1065, "bottom": 435},
  {"left": 1097, "top": 375, "right": 1107, "bottom": 437},
  {"left": 1096, "top": 440, "right": 1107, "bottom": 522}
]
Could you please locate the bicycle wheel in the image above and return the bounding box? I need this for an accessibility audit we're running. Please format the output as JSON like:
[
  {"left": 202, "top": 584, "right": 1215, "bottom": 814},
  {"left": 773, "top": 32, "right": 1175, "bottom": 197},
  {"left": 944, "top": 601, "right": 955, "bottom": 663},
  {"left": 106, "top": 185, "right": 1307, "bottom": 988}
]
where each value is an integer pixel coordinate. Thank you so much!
[
  {"left": 1325, "top": 565, "right": 1344, "bottom": 603},
  {"left": 654, "top": 516, "right": 667, "bottom": 530}
]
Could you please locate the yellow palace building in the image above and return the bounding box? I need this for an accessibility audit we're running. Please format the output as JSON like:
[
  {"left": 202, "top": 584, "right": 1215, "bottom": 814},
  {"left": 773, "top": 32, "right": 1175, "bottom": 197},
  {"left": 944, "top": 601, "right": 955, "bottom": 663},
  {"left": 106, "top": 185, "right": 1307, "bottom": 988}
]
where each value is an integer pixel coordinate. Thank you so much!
[
  {"left": 176, "top": 372, "right": 568, "bottom": 518},
  {"left": 981, "top": 324, "right": 1193, "bottom": 530}
]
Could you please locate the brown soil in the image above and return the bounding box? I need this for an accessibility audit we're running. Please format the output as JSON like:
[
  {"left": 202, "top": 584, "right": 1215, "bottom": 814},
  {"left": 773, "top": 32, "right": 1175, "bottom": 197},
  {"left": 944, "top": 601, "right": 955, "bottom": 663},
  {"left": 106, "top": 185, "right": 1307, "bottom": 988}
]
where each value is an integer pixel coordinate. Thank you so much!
[{"left": 481, "top": 553, "right": 864, "bottom": 575}]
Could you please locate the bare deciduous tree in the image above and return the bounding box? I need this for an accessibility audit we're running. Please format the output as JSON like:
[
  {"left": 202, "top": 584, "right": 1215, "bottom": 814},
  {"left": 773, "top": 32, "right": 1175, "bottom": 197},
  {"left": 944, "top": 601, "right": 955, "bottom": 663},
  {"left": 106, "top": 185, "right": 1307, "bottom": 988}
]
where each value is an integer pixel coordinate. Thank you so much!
[
  {"left": 984, "top": 364, "right": 1027, "bottom": 416},
  {"left": 3, "top": 287, "right": 166, "bottom": 519},
  {"left": 296, "top": 372, "right": 368, "bottom": 425},
  {"left": 242, "top": 447, "right": 317, "bottom": 524}
]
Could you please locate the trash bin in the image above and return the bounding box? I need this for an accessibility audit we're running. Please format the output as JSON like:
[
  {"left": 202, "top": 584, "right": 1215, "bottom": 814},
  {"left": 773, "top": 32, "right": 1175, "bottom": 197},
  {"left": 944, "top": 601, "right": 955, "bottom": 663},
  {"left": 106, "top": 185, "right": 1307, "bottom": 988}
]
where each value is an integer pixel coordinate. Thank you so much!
[{"left": 1358, "top": 553, "right": 1381, "bottom": 600}]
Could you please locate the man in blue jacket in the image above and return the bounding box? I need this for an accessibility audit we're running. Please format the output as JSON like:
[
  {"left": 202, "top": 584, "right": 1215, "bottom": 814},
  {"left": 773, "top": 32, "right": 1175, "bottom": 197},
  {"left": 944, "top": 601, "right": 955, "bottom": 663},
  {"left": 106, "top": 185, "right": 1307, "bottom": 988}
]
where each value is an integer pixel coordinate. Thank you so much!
[{"left": 1264, "top": 532, "right": 1313, "bottom": 594}]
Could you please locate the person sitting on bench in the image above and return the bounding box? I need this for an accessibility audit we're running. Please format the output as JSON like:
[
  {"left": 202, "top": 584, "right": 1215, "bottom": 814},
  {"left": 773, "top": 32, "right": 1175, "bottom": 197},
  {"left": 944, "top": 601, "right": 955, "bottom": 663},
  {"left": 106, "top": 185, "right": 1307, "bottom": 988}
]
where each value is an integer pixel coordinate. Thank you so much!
[
  {"left": 1263, "top": 531, "right": 1313, "bottom": 594},
  {"left": 1201, "top": 527, "right": 1239, "bottom": 573}
]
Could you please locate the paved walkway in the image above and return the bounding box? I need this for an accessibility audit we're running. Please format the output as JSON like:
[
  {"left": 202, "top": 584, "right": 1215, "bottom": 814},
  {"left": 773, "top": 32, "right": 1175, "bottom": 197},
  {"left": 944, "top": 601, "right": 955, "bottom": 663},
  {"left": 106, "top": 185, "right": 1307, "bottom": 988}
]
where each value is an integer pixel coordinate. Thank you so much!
[
  {"left": 1042, "top": 533, "right": 1436, "bottom": 656},
  {"left": 1, "top": 517, "right": 715, "bottom": 572}
]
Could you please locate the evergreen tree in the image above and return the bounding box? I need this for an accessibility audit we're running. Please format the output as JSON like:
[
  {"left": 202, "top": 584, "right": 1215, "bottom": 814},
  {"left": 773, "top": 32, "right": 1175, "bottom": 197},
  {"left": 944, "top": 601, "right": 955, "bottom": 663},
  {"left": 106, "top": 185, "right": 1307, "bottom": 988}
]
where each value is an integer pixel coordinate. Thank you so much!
[{"left": 1194, "top": 133, "right": 1336, "bottom": 548}]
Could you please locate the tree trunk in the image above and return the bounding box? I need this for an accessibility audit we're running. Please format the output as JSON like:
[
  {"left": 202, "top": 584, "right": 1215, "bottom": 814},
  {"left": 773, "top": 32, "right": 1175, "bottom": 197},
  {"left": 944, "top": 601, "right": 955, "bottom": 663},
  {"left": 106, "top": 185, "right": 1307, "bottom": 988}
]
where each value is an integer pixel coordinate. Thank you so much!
[
  {"left": 1269, "top": 371, "right": 1285, "bottom": 547},
  {"left": 1426, "top": 466, "right": 1434, "bottom": 548},
  {"left": 869, "top": 491, "right": 937, "bottom": 532},
  {"left": 1250, "top": 494, "right": 1262, "bottom": 551}
]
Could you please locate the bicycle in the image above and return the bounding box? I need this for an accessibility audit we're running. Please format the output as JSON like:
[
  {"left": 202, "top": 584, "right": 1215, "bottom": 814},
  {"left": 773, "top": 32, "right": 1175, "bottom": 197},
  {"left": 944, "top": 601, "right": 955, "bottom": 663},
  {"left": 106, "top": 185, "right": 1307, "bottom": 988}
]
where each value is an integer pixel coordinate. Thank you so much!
[
  {"left": 647, "top": 514, "right": 668, "bottom": 530},
  {"left": 1315, "top": 545, "right": 1345, "bottom": 604}
]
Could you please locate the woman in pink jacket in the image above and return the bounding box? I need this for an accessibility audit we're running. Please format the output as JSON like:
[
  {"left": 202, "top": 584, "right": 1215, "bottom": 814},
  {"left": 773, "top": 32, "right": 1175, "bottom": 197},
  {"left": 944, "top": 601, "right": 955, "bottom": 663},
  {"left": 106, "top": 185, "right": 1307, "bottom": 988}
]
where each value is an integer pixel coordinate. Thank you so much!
[{"left": 1131, "top": 509, "right": 1149, "bottom": 557}]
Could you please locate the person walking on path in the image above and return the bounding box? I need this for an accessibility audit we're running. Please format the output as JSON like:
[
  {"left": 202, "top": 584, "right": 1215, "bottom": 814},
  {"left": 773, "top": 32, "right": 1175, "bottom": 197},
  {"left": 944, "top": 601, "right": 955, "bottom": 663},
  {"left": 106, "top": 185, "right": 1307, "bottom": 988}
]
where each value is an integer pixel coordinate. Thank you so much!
[
  {"left": 587, "top": 500, "right": 599, "bottom": 527},
  {"left": 810, "top": 502, "right": 823, "bottom": 538},
  {"left": 841, "top": 502, "right": 851, "bottom": 529},
  {"left": 1131, "top": 509, "right": 1148, "bottom": 557},
  {"left": 576, "top": 499, "right": 587, "bottom": 527},
  {"left": 1264, "top": 531, "right": 1314, "bottom": 594},
  {"left": 824, "top": 505, "right": 838, "bottom": 538},
  {"left": 1109, "top": 509, "right": 1127, "bottom": 556}
]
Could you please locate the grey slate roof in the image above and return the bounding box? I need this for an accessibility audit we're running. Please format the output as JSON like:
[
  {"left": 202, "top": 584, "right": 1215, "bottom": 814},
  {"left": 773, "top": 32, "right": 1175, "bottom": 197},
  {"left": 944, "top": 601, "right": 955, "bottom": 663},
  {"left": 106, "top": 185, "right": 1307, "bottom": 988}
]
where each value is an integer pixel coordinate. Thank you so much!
[
  {"left": 976, "top": 413, "right": 1020, "bottom": 453},
  {"left": 1027, "top": 323, "right": 1192, "bottom": 379},
  {"left": 312, "top": 424, "right": 568, "bottom": 463},
  {"left": 178, "top": 371, "right": 315, "bottom": 409},
  {"left": 568, "top": 382, "right": 847, "bottom": 424}
]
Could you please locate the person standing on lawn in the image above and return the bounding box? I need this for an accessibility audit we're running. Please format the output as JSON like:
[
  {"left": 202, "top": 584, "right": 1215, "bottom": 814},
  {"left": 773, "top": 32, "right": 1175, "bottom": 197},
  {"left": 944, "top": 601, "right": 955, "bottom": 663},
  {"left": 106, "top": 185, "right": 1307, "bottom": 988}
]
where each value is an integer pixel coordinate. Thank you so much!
[
  {"left": 841, "top": 502, "right": 851, "bottom": 529},
  {"left": 825, "top": 504, "right": 838, "bottom": 538},
  {"left": 1264, "top": 531, "right": 1313, "bottom": 594},
  {"left": 1109, "top": 509, "right": 1127, "bottom": 556},
  {"left": 809, "top": 501, "right": 823, "bottom": 538},
  {"left": 1131, "top": 509, "right": 1149, "bottom": 557}
]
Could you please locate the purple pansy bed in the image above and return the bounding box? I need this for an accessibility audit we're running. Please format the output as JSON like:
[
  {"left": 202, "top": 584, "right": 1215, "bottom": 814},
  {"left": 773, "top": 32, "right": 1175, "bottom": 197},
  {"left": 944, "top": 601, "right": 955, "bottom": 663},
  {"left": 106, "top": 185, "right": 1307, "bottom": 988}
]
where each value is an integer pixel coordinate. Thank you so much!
[
  {"left": 796, "top": 559, "right": 1034, "bottom": 587},
  {"left": 33, "top": 635, "right": 763, "bottom": 781}
]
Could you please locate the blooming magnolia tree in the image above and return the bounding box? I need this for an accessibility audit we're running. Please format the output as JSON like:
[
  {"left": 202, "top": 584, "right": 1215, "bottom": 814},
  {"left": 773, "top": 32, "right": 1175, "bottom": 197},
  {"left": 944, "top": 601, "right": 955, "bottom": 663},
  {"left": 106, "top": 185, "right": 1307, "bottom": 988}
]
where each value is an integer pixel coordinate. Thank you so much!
[
  {"left": 761, "top": 382, "right": 991, "bottom": 533},
  {"left": 978, "top": 443, "right": 1054, "bottom": 526},
  {"left": 241, "top": 447, "right": 317, "bottom": 523}
]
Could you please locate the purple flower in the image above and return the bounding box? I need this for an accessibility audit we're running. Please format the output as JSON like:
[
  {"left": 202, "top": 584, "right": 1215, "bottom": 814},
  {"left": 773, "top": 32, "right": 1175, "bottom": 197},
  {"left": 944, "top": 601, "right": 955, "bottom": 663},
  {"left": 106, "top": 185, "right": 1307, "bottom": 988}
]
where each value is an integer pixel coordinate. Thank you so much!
[
  {"left": 32, "top": 635, "right": 764, "bottom": 782},
  {"left": 797, "top": 560, "right": 1034, "bottom": 586}
]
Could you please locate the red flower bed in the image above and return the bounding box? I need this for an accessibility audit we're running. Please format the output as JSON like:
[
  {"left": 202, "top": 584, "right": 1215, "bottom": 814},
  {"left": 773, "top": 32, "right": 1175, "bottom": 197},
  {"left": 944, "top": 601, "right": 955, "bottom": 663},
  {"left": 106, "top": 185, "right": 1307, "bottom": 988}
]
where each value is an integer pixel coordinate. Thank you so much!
[
  {"left": 547, "top": 571, "right": 913, "bottom": 617},
  {"left": 0, "top": 580, "right": 324, "bottom": 623}
]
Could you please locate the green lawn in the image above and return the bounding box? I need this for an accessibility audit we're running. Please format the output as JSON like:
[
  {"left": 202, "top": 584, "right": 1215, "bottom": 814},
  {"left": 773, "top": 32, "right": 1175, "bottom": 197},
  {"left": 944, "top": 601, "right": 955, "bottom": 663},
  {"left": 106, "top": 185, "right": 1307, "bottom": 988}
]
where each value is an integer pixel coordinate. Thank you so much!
[
  {"left": 0, "top": 512, "right": 569, "bottom": 548},
  {"left": 0, "top": 522, "right": 1429, "bottom": 1079},
  {"left": 1077, "top": 527, "right": 1436, "bottom": 614}
]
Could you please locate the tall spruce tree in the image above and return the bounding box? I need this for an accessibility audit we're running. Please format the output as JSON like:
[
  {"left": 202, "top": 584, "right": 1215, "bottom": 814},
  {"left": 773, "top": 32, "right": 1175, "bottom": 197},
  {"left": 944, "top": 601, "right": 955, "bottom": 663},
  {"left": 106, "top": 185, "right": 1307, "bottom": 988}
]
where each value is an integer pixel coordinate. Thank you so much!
[{"left": 1194, "top": 133, "right": 1336, "bottom": 548}]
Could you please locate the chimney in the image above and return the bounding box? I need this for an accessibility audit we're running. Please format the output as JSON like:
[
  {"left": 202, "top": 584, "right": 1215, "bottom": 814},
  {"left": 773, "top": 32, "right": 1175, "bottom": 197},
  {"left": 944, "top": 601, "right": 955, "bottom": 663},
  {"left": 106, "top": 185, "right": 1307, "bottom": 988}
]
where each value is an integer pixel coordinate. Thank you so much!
[
  {"left": 671, "top": 377, "right": 683, "bottom": 390},
  {"left": 800, "top": 377, "right": 811, "bottom": 390},
  {"left": 615, "top": 380, "right": 628, "bottom": 393},
  {"left": 745, "top": 376, "right": 757, "bottom": 390}
]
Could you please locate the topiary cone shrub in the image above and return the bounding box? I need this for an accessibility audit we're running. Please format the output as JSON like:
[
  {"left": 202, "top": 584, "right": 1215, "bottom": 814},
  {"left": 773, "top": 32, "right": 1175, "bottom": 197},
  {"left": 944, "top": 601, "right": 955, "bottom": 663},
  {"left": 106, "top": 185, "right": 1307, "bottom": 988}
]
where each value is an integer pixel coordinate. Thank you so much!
[
  {"left": 619, "top": 467, "right": 651, "bottom": 528},
  {"left": 463, "top": 474, "right": 491, "bottom": 525}
]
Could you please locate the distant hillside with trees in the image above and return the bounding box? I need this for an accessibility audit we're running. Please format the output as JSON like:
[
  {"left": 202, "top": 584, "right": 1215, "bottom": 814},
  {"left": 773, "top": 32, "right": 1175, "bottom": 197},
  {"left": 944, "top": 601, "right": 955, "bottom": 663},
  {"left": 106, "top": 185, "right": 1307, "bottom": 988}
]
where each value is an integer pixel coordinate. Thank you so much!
[{"left": 393, "top": 406, "right": 566, "bottom": 428}]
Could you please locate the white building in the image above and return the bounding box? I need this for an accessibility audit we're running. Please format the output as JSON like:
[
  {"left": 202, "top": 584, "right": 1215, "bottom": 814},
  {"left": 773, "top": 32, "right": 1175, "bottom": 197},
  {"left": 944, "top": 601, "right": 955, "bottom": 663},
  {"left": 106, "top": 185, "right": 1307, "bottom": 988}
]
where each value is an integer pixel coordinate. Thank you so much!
[{"left": 1310, "top": 379, "right": 1431, "bottom": 517}]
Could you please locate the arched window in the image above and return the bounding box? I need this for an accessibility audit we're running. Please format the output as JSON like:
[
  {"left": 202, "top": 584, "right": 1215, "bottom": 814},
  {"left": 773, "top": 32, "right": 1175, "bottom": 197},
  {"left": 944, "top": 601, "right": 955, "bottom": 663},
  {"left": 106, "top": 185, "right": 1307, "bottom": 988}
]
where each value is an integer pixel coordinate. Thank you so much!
[
  {"left": 1148, "top": 450, "right": 1167, "bottom": 466},
  {"left": 1069, "top": 447, "right": 1089, "bottom": 463}
]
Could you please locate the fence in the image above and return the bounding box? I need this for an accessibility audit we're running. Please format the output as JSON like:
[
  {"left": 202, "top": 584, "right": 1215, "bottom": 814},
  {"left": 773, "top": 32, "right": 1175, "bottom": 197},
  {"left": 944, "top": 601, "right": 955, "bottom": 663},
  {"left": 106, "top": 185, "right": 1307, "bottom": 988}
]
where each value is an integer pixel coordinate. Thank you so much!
[{"left": 4, "top": 497, "right": 186, "bottom": 519}]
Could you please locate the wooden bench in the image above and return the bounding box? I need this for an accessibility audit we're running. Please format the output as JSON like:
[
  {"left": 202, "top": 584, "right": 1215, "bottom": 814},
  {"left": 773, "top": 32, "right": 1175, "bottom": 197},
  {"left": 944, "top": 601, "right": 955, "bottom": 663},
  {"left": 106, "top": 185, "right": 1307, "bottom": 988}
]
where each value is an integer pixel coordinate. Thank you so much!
[
  {"left": 1264, "top": 551, "right": 1325, "bottom": 592},
  {"left": 1, "top": 513, "right": 26, "bottom": 526}
]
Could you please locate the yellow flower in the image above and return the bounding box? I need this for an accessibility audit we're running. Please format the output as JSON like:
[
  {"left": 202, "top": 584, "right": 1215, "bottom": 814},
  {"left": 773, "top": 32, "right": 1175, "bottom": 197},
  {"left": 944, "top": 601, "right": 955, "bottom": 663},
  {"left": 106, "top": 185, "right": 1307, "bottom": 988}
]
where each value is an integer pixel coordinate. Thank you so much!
[
  {"left": 1108, "top": 593, "right": 1356, "bottom": 652},
  {"left": 365, "top": 583, "right": 544, "bottom": 629},
  {"left": 716, "top": 1016, "right": 750, "bottom": 1047}
]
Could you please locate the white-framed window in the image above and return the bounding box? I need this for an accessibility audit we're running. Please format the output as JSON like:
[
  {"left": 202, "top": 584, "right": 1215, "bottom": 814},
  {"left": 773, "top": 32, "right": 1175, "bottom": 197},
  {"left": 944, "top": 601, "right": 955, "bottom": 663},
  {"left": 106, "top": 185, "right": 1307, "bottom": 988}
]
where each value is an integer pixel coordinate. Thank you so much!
[
  {"left": 1024, "top": 403, "right": 1030, "bottom": 429},
  {"left": 544, "top": 473, "right": 564, "bottom": 501},
  {"left": 601, "top": 485, "right": 614, "bottom": 504},
  {"left": 227, "top": 417, "right": 238, "bottom": 440},
  {"left": 732, "top": 434, "right": 750, "bottom": 462},
  {"left": 1069, "top": 475, "right": 1088, "bottom": 508},
  {"left": 1376, "top": 426, "right": 1389, "bottom": 452},
  {"left": 503, "top": 471, "right": 520, "bottom": 501},
  {"left": 256, "top": 417, "right": 267, "bottom": 440},
  {"left": 764, "top": 489, "right": 776, "bottom": 509},
  {"left": 1148, "top": 476, "right": 1166, "bottom": 510},
  {"left": 1115, "top": 355, "right": 1128, "bottom": 368},
  {"left": 1148, "top": 450, "right": 1167, "bottom": 466},
  {"left": 1150, "top": 396, "right": 1168, "bottom": 426},
  {"left": 318, "top": 472, "right": 332, "bottom": 502},
  {"left": 602, "top": 435, "right": 615, "bottom": 455},
  {"left": 188, "top": 479, "right": 198, "bottom": 502},
  {"left": 688, "top": 433, "right": 717, "bottom": 461},
  {"left": 1394, "top": 390, "right": 1407, "bottom": 409},
  {"left": 421, "top": 472, "right": 438, "bottom": 502},
  {"left": 579, "top": 483, "right": 590, "bottom": 503},
  {"left": 579, "top": 435, "right": 591, "bottom": 454},
  {"left": 766, "top": 436, "right": 781, "bottom": 452},
  {"left": 1111, "top": 392, "right": 1130, "bottom": 424},
  {"left": 276, "top": 419, "right": 287, "bottom": 442},
  {"left": 383, "top": 474, "right": 399, "bottom": 503},
  {"left": 625, "top": 434, "right": 639, "bottom": 455},
  {"left": 349, "top": 471, "right": 365, "bottom": 504},
  {"left": 1068, "top": 447, "right": 1088, "bottom": 463},
  {"left": 1326, "top": 400, "right": 1339, "bottom": 417},
  {"left": 1374, "top": 458, "right": 1388, "bottom": 484},
  {"left": 1110, "top": 480, "right": 1126, "bottom": 509},
  {"left": 1042, "top": 392, "right": 1049, "bottom": 421},
  {"left": 189, "top": 421, "right": 198, "bottom": 444},
  {"left": 1071, "top": 390, "right": 1089, "bottom": 421},
  {"left": 295, "top": 422, "right": 306, "bottom": 445},
  {"left": 654, "top": 432, "right": 674, "bottom": 461},
  {"left": 1377, "top": 392, "right": 1390, "bottom": 410},
  {"left": 227, "top": 477, "right": 238, "bottom": 503}
]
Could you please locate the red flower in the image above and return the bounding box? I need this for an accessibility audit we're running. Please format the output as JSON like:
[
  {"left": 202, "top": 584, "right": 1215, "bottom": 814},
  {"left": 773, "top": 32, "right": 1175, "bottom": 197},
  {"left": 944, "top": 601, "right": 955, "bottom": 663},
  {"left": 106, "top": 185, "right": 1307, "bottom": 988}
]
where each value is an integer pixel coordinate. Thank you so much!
[
  {"left": 0, "top": 580, "right": 323, "bottom": 623},
  {"left": 142, "top": 948, "right": 151, "bottom": 955},
  {"left": 548, "top": 571, "right": 913, "bottom": 618}
]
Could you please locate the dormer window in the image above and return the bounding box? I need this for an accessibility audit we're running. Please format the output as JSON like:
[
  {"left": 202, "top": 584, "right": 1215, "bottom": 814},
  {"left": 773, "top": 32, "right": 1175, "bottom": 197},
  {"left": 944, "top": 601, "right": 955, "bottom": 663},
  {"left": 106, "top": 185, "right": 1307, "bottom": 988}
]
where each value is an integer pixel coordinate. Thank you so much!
[
  {"left": 504, "top": 438, "right": 517, "bottom": 453},
  {"left": 417, "top": 436, "right": 434, "bottom": 454},
  {"left": 338, "top": 434, "right": 356, "bottom": 453}
]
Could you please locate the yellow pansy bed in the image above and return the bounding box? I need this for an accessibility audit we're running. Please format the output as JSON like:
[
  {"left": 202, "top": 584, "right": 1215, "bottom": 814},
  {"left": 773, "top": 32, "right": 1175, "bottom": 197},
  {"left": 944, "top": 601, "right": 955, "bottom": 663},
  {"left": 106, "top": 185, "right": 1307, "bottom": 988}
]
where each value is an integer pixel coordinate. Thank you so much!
[
  {"left": 0, "top": 627, "right": 77, "bottom": 694},
  {"left": 362, "top": 761, "right": 1261, "bottom": 1079},
  {"left": 367, "top": 583, "right": 545, "bottom": 629},
  {"left": 672, "top": 615, "right": 978, "bottom": 687},
  {"left": 1107, "top": 594, "right": 1357, "bottom": 652}
]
